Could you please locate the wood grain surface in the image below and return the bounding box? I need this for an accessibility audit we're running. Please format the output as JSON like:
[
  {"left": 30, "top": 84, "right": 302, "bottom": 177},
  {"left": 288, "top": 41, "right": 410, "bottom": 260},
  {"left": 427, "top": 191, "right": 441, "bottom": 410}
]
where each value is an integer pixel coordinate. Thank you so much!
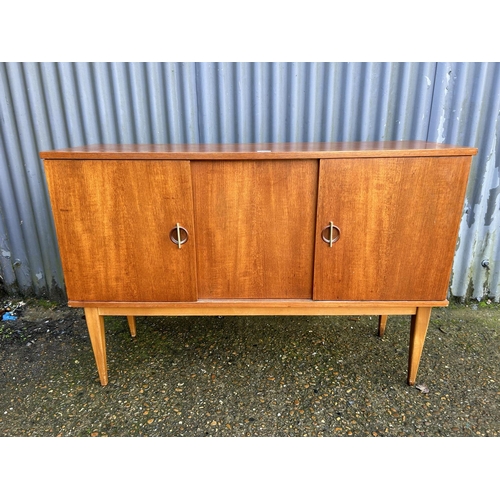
[
  {"left": 44, "top": 159, "right": 198, "bottom": 302},
  {"left": 192, "top": 160, "right": 318, "bottom": 298},
  {"left": 40, "top": 141, "right": 478, "bottom": 160},
  {"left": 313, "top": 156, "right": 471, "bottom": 300}
]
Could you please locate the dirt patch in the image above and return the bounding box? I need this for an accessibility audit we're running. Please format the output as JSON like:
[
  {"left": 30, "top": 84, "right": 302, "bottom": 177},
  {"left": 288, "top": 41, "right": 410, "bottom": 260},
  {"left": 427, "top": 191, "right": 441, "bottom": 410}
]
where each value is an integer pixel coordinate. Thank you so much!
[
  {"left": 1, "top": 299, "right": 79, "bottom": 341},
  {"left": 2, "top": 298, "right": 66, "bottom": 319}
]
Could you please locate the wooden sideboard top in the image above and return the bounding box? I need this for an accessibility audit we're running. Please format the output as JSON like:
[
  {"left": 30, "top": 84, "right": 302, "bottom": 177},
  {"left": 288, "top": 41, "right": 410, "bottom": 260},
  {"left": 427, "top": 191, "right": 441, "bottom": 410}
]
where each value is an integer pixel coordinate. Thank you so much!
[{"left": 40, "top": 141, "right": 478, "bottom": 160}]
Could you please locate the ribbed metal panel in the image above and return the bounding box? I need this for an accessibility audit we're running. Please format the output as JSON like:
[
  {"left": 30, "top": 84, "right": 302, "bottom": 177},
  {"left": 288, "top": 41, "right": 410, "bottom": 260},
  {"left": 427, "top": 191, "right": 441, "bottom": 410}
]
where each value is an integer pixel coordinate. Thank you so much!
[
  {"left": 0, "top": 62, "right": 498, "bottom": 300},
  {"left": 431, "top": 62, "right": 500, "bottom": 300}
]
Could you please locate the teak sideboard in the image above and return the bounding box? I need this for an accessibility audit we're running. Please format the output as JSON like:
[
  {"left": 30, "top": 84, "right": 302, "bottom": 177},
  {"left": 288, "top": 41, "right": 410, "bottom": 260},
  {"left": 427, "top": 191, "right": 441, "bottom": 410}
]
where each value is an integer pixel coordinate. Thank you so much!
[{"left": 40, "top": 141, "right": 477, "bottom": 386}]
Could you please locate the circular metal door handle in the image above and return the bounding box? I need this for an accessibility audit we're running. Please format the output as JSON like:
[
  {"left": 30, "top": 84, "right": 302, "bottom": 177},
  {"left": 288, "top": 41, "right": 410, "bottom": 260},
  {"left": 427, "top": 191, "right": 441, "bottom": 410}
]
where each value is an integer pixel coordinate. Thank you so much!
[
  {"left": 321, "top": 222, "right": 340, "bottom": 247},
  {"left": 169, "top": 224, "right": 189, "bottom": 248}
]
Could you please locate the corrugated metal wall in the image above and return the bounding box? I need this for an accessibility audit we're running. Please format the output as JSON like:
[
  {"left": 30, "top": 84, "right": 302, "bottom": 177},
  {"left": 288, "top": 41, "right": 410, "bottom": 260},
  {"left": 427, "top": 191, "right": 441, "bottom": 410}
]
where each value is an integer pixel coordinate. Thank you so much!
[{"left": 1, "top": 62, "right": 499, "bottom": 301}]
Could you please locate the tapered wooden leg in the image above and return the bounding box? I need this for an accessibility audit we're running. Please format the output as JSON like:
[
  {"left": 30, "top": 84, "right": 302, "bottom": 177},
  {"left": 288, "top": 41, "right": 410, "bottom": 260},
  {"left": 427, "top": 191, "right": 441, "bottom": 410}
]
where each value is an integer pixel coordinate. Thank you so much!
[
  {"left": 84, "top": 307, "right": 108, "bottom": 386},
  {"left": 378, "top": 315, "right": 388, "bottom": 337},
  {"left": 127, "top": 316, "right": 137, "bottom": 337},
  {"left": 407, "top": 307, "right": 432, "bottom": 386}
]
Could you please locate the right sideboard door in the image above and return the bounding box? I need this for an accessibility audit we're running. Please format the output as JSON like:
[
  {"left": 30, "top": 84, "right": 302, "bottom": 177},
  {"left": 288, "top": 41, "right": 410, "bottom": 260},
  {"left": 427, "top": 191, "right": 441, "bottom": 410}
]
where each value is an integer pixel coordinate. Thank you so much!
[{"left": 313, "top": 156, "right": 471, "bottom": 301}]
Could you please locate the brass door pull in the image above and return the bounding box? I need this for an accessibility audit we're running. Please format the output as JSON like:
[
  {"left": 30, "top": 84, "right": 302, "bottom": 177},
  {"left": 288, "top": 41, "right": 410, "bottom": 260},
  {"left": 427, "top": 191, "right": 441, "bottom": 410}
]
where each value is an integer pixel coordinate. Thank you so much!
[
  {"left": 169, "top": 223, "right": 189, "bottom": 248},
  {"left": 321, "top": 221, "right": 340, "bottom": 247}
]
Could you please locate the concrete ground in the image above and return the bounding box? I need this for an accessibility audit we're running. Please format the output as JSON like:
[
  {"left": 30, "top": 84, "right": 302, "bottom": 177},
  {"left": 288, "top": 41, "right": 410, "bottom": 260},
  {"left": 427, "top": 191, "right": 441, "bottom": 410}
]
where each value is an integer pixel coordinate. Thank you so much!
[{"left": 1, "top": 298, "right": 498, "bottom": 437}]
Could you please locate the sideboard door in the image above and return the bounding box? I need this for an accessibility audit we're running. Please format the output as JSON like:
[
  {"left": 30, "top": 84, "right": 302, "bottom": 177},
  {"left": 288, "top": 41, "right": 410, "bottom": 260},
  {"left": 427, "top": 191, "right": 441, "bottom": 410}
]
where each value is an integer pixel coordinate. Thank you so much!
[
  {"left": 44, "top": 160, "right": 198, "bottom": 302},
  {"left": 191, "top": 160, "right": 318, "bottom": 298},
  {"left": 313, "top": 156, "right": 471, "bottom": 301}
]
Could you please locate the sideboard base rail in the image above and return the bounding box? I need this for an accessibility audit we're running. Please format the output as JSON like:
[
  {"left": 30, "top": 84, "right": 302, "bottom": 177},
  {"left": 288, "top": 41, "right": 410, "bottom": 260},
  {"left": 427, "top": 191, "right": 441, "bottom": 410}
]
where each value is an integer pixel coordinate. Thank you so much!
[{"left": 72, "top": 299, "right": 447, "bottom": 314}]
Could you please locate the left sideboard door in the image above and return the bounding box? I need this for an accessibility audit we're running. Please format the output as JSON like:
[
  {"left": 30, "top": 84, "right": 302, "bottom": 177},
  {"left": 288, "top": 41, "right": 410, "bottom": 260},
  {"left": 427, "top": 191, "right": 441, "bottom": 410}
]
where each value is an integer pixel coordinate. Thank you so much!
[{"left": 44, "top": 160, "right": 198, "bottom": 302}]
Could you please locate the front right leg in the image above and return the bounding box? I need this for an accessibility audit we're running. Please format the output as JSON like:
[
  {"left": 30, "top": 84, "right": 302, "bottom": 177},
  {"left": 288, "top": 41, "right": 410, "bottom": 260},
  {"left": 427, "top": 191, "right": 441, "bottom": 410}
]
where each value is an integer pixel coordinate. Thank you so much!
[
  {"left": 84, "top": 307, "right": 108, "bottom": 386},
  {"left": 407, "top": 307, "right": 432, "bottom": 386}
]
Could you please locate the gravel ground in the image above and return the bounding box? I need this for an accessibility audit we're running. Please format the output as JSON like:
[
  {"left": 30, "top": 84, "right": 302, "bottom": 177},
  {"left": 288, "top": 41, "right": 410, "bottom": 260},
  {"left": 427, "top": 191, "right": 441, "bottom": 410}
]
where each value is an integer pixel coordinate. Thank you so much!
[{"left": 0, "top": 298, "right": 499, "bottom": 437}]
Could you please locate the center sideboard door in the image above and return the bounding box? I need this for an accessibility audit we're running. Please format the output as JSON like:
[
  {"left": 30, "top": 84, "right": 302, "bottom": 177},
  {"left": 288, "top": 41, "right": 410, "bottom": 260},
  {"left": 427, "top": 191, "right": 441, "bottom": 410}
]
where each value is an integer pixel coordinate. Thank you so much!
[
  {"left": 191, "top": 160, "right": 318, "bottom": 298},
  {"left": 313, "top": 156, "right": 471, "bottom": 301},
  {"left": 44, "top": 160, "right": 197, "bottom": 302}
]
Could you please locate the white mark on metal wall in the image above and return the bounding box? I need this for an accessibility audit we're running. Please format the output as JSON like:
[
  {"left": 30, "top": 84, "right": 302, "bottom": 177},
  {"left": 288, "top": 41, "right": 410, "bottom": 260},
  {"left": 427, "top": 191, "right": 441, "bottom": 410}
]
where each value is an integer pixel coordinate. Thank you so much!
[
  {"left": 437, "top": 110, "right": 446, "bottom": 143},
  {"left": 436, "top": 70, "right": 452, "bottom": 144}
]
